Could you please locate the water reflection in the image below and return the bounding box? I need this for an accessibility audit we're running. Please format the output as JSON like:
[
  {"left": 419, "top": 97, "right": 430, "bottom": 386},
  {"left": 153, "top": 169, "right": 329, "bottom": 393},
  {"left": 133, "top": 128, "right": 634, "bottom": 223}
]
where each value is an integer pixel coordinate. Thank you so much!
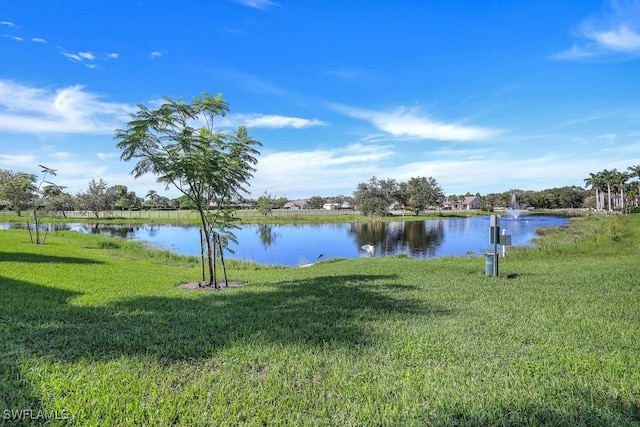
[
  {"left": 349, "top": 221, "right": 445, "bottom": 257},
  {"left": 257, "top": 224, "right": 278, "bottom": 249},
  {"left": 79, "top": 224, "right": 137, "bottom": 238}
]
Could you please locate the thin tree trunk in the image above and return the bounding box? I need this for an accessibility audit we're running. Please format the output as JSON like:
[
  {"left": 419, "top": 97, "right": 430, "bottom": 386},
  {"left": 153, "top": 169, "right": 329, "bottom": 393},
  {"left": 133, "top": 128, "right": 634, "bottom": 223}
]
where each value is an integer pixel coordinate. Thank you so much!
[
  {"left": 217, "top": 235, "right": 229, "bottom": 288},
  {"left": 212, "top": 231, "right": 218, "bottom": 289},
  {"left": 33, "top": 210, "right": 41, "bottom": 244},
  {"left": 26, "top": 221, "right": 34, "bottom": 243},
  {"left": 197, "top": 209, "right": 215, "bottom": 287},
  {"left": 199, "top": 227, "right": 205, "bottom": 284},
  {"left": 206, "top": 230, "right": 215, "bottom": 287},
  {"left": 42, "top": 224, "right": 50, "bottom": 244}
]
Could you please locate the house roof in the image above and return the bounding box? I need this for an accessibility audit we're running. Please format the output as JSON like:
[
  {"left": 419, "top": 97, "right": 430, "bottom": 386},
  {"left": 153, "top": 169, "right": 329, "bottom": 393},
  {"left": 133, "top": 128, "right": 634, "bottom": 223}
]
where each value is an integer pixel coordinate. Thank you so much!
[
  {"left": 463, "top": 196, "right": 479, "bottom": 204},
  {"left": 284, "top": 199, "right": 307, "bottom": 206}
]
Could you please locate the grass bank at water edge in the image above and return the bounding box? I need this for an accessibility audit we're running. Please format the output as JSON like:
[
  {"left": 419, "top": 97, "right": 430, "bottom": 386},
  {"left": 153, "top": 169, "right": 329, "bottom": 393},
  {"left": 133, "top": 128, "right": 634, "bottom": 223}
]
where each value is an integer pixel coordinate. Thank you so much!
[{"left": 0, "top": 214, "right": 638, "bottom": 426}]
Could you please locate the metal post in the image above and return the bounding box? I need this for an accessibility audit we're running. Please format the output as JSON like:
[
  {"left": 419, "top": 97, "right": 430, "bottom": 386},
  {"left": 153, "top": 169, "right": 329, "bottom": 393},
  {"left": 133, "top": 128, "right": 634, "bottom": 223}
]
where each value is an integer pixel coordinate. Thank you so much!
[
  {"left": 501, "top": 228, "right": 507, "bottom": 258},
  {"left": 489, "top": 215, "right": 500, "bottom": 277}
]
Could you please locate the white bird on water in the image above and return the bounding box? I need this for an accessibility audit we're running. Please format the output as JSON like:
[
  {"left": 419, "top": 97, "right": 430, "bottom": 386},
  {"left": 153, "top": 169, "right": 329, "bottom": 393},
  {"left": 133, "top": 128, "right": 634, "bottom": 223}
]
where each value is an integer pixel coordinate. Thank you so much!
[{"left": 361, "top": 244, "right": 375, "bottom": 256}]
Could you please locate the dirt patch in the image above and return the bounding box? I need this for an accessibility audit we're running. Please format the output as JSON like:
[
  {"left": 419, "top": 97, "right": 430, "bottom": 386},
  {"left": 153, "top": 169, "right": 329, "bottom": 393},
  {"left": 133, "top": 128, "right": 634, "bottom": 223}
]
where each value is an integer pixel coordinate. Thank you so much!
[{"left": 177, "top": 281, "right": 246, "bottom": 291}]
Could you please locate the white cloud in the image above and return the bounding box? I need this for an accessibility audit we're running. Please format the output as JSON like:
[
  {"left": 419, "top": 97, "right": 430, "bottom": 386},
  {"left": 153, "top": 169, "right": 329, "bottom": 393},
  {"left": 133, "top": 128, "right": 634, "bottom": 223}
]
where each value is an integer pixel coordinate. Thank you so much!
[
  {"left": 591, "top": 24, "right": 640, "bottom": 51},
  {"left": 552, "top": 44, "right": 598, "bottom": 60},
  {"left": 0, "top": 153, "right": 37, "bottom": 169},
  {"left": 232, "top": 113, "right": 325, "bottom": 129},
  {"left": 31, "top": 37, "right": 47, "bottom": 43},
  {"left": 60, "top": 50, "right": 97, "bottom": 63},
  {"left": 78, "top": 52, "right": 96, "bottom": 60},
  {"left": 0, "top": 21, "right": 17, "bottom": 29},
  {"left": 554, "top": 1, "right": 640, "bottom": 59},
  {"left": 0, "top": 80, "right": 134, "bottom": 134},
  {"left": 334, "top": 105, "right": 500, "bottom": 141},
  {"left": 232, "top": 0, "right": 278, "bottom": 9},
  {"left": 149, "top": 51, "right": 167, "bottom": 59},
  {"left": 251, "top": 143, "right": 394, "bottom": 196},
  {"left": 60, "top": 51, "right": 82, "bottom": 62},
  {"left": 59, "top": 49, "right": 119, "bottom": 67}
]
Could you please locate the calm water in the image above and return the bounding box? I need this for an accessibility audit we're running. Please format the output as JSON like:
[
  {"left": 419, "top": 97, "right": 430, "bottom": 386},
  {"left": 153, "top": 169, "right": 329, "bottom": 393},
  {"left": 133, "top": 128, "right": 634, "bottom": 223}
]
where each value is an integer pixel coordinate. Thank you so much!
[{"left": 3, "top": 215, "right": 568, "bottom": 266}]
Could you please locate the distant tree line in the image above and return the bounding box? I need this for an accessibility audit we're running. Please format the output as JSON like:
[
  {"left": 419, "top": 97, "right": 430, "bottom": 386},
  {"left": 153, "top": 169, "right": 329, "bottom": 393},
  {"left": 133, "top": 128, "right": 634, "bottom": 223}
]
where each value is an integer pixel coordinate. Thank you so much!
[
  {"left": 3, "top": 164, "right": 640, "bottom": 220},
  {"left": 480, "top": 186, "right": 589, "bottom": 211},
  {"left": 0, "top": 173, "right": 191, "bottom": 217}
]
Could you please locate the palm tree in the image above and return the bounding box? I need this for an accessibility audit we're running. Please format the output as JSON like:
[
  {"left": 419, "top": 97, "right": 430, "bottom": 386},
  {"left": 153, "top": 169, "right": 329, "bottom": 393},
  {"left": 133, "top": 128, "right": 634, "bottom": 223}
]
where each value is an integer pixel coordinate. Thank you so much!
[
  {"left": 612, "top": 170, "right": 629, "bottom": 212},
  {"left": 584, "top": 172, "right": 605, "bottom": 211},
  {"left": 145, "top": 190, "right": 159, "bottom": 208},
  {"left": 625, "top": 181, "right": 638, "bottom": 209},
  {"left": 600, "top": 169, "right": 616, "bottom": 212},
  {"left": 628, "top": 165, "right": 640, "bottom": 208}
]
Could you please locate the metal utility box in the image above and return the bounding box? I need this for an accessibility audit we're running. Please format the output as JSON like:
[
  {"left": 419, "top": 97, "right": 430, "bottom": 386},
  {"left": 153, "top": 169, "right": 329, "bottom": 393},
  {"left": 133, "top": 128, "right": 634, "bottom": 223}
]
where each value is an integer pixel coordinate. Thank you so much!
[{"left": 485, "top": 253, "right": 496, "bottom": 276}]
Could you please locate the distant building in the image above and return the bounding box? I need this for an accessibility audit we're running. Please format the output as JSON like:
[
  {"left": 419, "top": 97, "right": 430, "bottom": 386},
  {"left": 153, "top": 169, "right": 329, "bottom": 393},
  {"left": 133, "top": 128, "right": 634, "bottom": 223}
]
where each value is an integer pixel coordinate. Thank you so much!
[
  {"left": 443, "top": 196, "right": 480, "bottom": 211},
  {"left": 284, "top": 199, "right": 307, "bottom": 209},
  {"left": 323, "top": 203, "right": 341, "bottom": 210}
]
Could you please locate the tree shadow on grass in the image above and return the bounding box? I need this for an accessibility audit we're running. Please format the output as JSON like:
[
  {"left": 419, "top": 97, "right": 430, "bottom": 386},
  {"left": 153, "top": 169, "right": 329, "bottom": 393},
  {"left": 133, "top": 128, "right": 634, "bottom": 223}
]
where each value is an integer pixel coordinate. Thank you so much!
[
  {"left": 2, "top": 274, "right": 445, "bottom": 364},
  {"left": 1, "top": 276, "right": 83, "bottom": 423},
  {"left": 0, "top": 273, "right": 443, "bottom": 421},
  {"left": 0, "top": 251, "right": 104, "bottom": 264}
]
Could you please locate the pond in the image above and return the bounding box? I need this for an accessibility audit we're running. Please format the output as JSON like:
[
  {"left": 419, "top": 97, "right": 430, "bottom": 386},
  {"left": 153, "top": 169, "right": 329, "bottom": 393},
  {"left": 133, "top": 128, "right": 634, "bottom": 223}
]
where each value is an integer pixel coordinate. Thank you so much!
[{"left": 2, "top": 215, "right": 569, "bottom": 266}]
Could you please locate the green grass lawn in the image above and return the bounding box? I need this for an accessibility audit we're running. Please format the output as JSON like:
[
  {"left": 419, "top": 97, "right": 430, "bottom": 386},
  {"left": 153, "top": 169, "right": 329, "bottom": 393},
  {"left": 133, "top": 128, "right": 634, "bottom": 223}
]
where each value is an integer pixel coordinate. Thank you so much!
[{"left": 1, "top": 214, "right": 639, "bottom": 426}]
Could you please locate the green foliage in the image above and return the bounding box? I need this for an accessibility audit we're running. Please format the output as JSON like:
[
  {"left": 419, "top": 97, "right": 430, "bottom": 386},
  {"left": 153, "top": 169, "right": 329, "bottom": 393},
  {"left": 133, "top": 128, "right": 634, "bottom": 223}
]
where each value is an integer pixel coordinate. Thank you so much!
[
  {"left": 76, "top": 178, "right": 112, "bottom": 218},
  {"left": 353, "top": 176, "right": 397, "bottom": 218},
  {"left": 600, "top": 214, "right": 625, "bottom": 242},
  {"left": 97, "top": 240, "right": 121, "bottom": 249},
  {"left": 114, "top": 92, "right": 261, "bottom": 287},
  {"left": 399, "top": 176, "right": 444, "bottom": 215},
  {"left": 0, "top": 169, "right": 37, "bottom": 214},
  {"left": 355, "top": 176, "right": 444, "bottom": 217},
  {"left": 306, "top": 195, "right": 326, "bottom": 209},
  {"left": 256, "top": 192, "right": 276, "bottom": 217}
]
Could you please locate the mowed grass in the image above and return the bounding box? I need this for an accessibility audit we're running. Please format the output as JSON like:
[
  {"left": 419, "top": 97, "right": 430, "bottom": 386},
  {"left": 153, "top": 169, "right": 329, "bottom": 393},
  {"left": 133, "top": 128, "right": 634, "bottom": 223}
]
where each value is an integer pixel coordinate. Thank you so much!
[{"left": 1, "top": 215, "right": 639, "bottom": 426}]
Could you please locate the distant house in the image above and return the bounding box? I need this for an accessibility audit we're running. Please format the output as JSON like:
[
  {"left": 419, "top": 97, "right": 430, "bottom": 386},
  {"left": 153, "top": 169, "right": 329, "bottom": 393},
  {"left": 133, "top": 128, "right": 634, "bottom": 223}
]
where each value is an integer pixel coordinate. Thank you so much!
[
  {"left": 323, "top": 203, "right": 341, "bottom": 210},
  {"left": 443, "top": 196, "right": 481, "bottom": 211},
  {"left": 463, "top": 196, "right": 481, "bottom": 210},
  {"left": 284, "top": 199, "right": 307, "bottom": 209}
]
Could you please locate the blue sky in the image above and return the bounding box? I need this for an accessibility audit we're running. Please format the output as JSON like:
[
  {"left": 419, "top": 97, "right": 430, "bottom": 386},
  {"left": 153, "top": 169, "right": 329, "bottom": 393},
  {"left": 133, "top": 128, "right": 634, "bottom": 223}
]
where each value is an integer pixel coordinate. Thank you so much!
[{"left": 1, "top": 0, "right": 639, "bottom": 199}]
